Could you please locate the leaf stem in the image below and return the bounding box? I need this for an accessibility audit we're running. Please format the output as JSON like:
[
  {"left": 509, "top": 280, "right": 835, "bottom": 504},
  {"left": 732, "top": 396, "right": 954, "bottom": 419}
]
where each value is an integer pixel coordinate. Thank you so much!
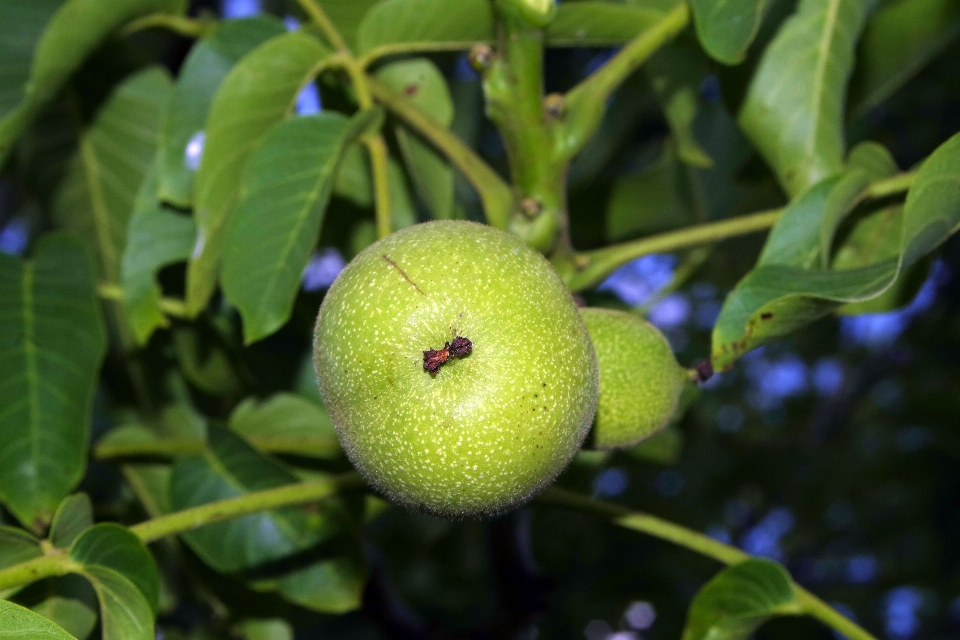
[
  {"left": 296, "top": 0, "right": 348, "bottom": 52},
  {"left": 365, "top": 136, "right": 393, "bottom": 238},
  {"left": 128, "top": 472, "right": 365, "bottom": 543},
  {"left": 367, "top": 77, "right": 514, "bottom": 229},
  {"left": 538, "top": 487, "right": 878, "bottom": 640},
  {"left": 866, "top": 168, "right": 916, "bottom": 199},
  {"left": 96, "top": 282, "right": 189, "bottom": 319},
  {"left": 0, "top": 553, "right": 75, "bottom": 593},
  {"left": 120, "top": 13, "right": 215, "bottom": 38}
]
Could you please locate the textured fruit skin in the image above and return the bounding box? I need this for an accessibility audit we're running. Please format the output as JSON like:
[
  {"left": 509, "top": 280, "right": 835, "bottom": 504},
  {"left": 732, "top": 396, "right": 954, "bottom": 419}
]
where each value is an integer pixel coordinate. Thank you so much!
[
  {"left": 580, "top": 308, "right": 686, "bottom": 449},
  {"left": 314, "top": 221, "right": 598, "bottom": 517}
]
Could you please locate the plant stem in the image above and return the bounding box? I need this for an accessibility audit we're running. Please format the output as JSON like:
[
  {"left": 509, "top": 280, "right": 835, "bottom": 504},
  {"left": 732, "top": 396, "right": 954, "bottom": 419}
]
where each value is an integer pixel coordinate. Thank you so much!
[
  {"left": 120, "top": 13, "right": 214, "bottom": 38},
  {"left": 0, "top": 553, "right": 75, "bottom": 593},
  {"left": 538, "top": 487, "right": 878, "bottom": 640},
  {"left": 367, "top": 77, "right": 514, "bottom": 230},
  {"left": 867, "top": 169, "right": 916, "bottom": 199},
  {"left": 562, "top": 208, "right": 783, "bottom": 291},
  {"left": 96, "top": 282, "right": 189, "bottom": 319},
  {"left": 129, "top": 472, "right": 365, "bottom": 543},
  {"left": 365, "top": 135, "right": 392, "bottom": 238},
  {"left": 296, "top": 0, "right": 348, "bottom": 52}
]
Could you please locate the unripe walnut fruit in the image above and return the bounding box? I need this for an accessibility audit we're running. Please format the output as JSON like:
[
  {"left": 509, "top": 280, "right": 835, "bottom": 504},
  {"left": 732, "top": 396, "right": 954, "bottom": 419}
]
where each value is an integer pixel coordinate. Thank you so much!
[
  {"left": 579, "top": 308, "right": 687, "bottom": 449},
  {"left": 314, "top": 221, "right": 598, "bottom": 517}
]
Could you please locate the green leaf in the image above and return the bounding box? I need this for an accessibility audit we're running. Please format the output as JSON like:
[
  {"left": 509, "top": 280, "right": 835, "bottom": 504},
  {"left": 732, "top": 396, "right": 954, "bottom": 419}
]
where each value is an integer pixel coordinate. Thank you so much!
[
  {"left": 237, "top": 619, "right": 294, "bottom": 640},
  {"left": 49, "top": 493, "right": 93, "bottom": 549},
  {"left": 273, "top": 554, "right": 365, "bottom": 614},
  {"left": 376, "top": 58, "right": 455, "bottom": 219},
  {"left": 738, "top": 0, "right": 872, "bottom": 197},
  {"left": 222, "top": 109, "right": 378, "bottom": 343},
  {"left": 310, "top": 0, "right": 381, "bottom": 52},
  {"left": 0, "top": 0, "right": 62, "bottom": 120},
  {"left": 681, "top": 558, "right": 801, "bottom": 640},
  {"left": 54, "top": 67, "right": 173, "bottom": 284},
  {"left": 30, "top": 595, "right": 98, "bottom": 640},
  {"left": 187, "top": 31, "right": 333, "bottom": 315},
  {"left": 546, "top": 2, "right": 665, "bottom": 46},
  {"left": 230, "top": 394, "right": 340, "bottom": 459},
  {"left": 79, "top": 566, "right": 153, "bottom": 640},
  {"left": 0, "top": 0, "right": 185, "bottom": 163},
  {"left": 0, "top": 526, "right": 42, "bottom": 598},
  {"left": 157, "top": 16, "right": 287, "bottom": 208},
  {"left": 121, "top": 169, "right": 196, "bottom": 345},
  {"left": 851, "top": 0, "right": 960, "bottom": 115},
  {"left": 646, "top": 45, "right": 713, "bottom": 168},
  {"left": 818, "top": 142, "right": 898, "bottom": 267},
  {"left": 606, "top": 144, "right": 693, "bottom": 241},
  {"left": 0, "top": 600, "right": 76, "bottom": 639},
  {"left": 69, "top": 523, "right": 160, "bottom": 613},
  {"left": 0, "top": 234, "right": 106, "bottom": 530},
  {"left": 712, "top": 131, "right": 960, "bottom": 368},
  {"left": 356, "top": 0, "right": 493, "bottom": 58},
  {"left": 690, "top": 0, "right": 766, "bottom": 64},
  {"left": 169, "top": 427, "right": 339, "bottom": 573}
]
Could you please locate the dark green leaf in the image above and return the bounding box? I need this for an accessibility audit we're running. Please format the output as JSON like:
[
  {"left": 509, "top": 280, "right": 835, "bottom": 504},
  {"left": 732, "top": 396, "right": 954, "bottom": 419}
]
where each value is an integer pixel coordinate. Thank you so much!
[
  {"left": 546, "top": 2, "right": 665, "bottom": 46},
  {"left": 170, "top": 427, "right": 339, "bottom": 573},
  {"left": 606, "top": 144, "right": 693, "bottom": 241},
  {"left": 738, "top": 0, "right": 872, "bottom": 197},
  {"left": 0, "top": 599, "right": 76, "bottom": 639},
  {"left": 356, "top": 0, "right": 492, "bottom": 58},
  {"left": 157, "top": 16, "right": 287, "bottom": 208},
  {"left": 69, "top": 523, "right": 160, "bottom": 613},
  {"left": 79, "top": 565, "right": 153, "bottom": 640},
  {"left": 851, "top": 0, "right": 960, "bottom": 115},
  {"left": 49, "top": 493, "right": 93, "bottom": 549},
  {"left": 172, "top": 327, "right": 245, "bottom": 397},
  {"left": 682, "top": 558, "right": 801, "bottom": 640},
  {"left": 377, "top": 58, "right": 455, "bottom": 219},
  {"left": 0, "top": 234, "right": 106, "bottom": 530},
  {"left": 31, "top": 595, "right": 98, "bottom": 640},
  {"left": 626, "top": 423, "right": 684, "bottom": 465},
  {"left": 0, "top": 0, "right": 61, "bottom": 120},
  {"left": 0, "top": 526, "right": 42, "bottom": 598},
  {"left": 55, "top": 67, "right": 173, "bottom": 284},
  {"left": 647, "top": 45, "right": 713, "bottom": 168},
  {"left": 333, "top": 144, "right": 374, "bottom": 207},
  {"left": 310, "top": 0, "right": 381, "bottom": 52},
  {"left": 223, "top": 110, "right": 377, "bottom": 343},
  {"left": 187, "top": 31, "right": 333, "bottom": 315},
  {"left": 273, "top": 554, "right": 365, "bottom": 614},
  {"left": 712, "top": 131, "right": 960, "bottom": 368},
  {"left": 690, "top": 0, "right": 766, "bottom": 64},
  {"left": 230, "top": 394, "right": 340, "bottom": 459},
  {"left": 0, "top": 0, "right": 185, "bottom": 162},
  {"left": 121, "top": 169, "right": 196, "bottom": 345}
]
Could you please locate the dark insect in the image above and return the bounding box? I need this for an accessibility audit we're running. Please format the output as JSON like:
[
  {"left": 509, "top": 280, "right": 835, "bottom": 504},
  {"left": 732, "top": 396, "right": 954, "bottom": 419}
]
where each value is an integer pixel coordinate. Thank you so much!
[{"left": 423, "top": 336, "right": 473, "bottom": 375}]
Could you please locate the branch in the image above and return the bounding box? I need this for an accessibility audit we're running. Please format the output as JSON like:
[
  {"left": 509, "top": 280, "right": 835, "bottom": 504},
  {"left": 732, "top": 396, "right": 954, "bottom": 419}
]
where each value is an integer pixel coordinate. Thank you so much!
[
  {"left": 537, "top": 487, "right": 878, "bottom": 640},
  {"left": 96, "top": 282, "right": 190, "bottom": 319},
  {"left": 368, "top": 77, "right": 514, "bottom": 230}
]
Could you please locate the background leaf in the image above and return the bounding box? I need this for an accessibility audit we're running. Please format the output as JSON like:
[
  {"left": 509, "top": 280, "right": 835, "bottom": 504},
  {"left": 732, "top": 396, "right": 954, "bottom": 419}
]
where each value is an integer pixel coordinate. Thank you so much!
[
  {"left": 376, "top": 58, "right": 456, "bottom": 220},
  {"left": 738, "top": 0, "right": 872, "bottom": 197},
  {"left": 222, "top": 110, "right": 377, "bottom": 343},
  {"left": 690, "top": 0, "right": 766, "bottom": 64},
  {"left": 0, "top": 600, "right": 76, "bottom": 639},
  {"left": 0, "top": 0, "right": 185, "bottom": 162},
  {"left": 78, "top": 566, "right": 153, "bottom": 640},
  {"left": 681, "top": 558, "right": 800, "bottom": 640},
  {"left": 230, "top": 394, "right": 340, "bottom": 459},
  {"left": 55, "top": 67, "right": 173, "bottom": 285},
  {"left": 0, "top": 234, "right": 106, "bottom": 530},
  {"left": 0, "top": 0, "right": 61, "bottom": 120},
  {"left": 0, "top": 527, "right": 42, "bottom": 598},
  {"left": 646, "top": 45, "right": 713, "bottom": 168},
  {"left": 30, "top": 593, "right": 97, "bottom": 640},
  {"left": 308, "top": 0, "right": 381, "bottom": 52},
  {"left": 546, "top": 2, "right": 665, "bottom": 46},
  {"left": 356, "top": 0, "right": 492, "bottom": 58},
  {"left": 187, "top": 31, "right": 332, "bottom": 315},
  {"left": 69, "top": 523, "right": 160, "bottom": 613},
  {"left": 156, "top": 16, "right": 286, "bottom": 208},
  {"left": 49, "top": 493, "right": 93, "bottom": 549}
]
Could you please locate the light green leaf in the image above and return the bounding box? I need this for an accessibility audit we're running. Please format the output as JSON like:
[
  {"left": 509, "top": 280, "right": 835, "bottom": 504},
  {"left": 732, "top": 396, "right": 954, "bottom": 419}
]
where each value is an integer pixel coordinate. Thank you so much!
[
  {"left": 274, "top": 554, "right": 365, "bottom": 614},
  {"left": 0, "top": 234, "right": 106, "bottom": 531},
  {"left": 230, "top": 394, "right": 339, "bottom": 459},
  {"left": 356, "top": 0, "right": 493, "bottom": 58},
  {"left": 49, "top": 493, "right": 93, "bottom": 549},
  {"left": 79, "top": 566, "right": 153, "bottom": 640},
  {"left": 69, "top": 523, "right": 160, "bottom": 613},
  {"left": 0, "top": 0, "right": 185, "bottom": 163},
  {"left": 738, "top": 0, "right": 872, "bottom": 197},
  {"left": 237, "top": 619, "right": 294, "bottom": 640},
  {"left": 0, "top": 600, "right": 76, "bottom": 639},
  {"left": 223, "top": 110, "right": 378, "bottom": 343},
  {"left": 851, "top": 0, "right": 960, "bottom": 115},
  {"left": 121, "top": 168, "right": 196, "bottom": 345},
  {"left": 187, "top": 31, "right": 333, "bottom": 315},
  {"left": 646, "top": 45, "right": 713, "bottom": 168},
  {"left": 681, "top": 558, "right": 800, "bottom": 640},
  {"left": 30, "top": 595, "right": 98, "bottom": 640},
  {"left": 712, "top": 131, "right": 960, "bottom": 368},
  {"left": 690, "top": 0, "right": 766, "bottom": 64},
  {"left": 377, "top": 58, "right": 455, "bottom": 220},
  {"left": 0, "top": 526, "right": 42, "bottom": 598},
  {"left": 169, "top": 427, "right": 339, "bottom": 573},
  {"left": 310, "top": 0, "right": 381, "bottom": 52},
  {"left": 546, "top": 2, "right": 665, "bottom": 46},
  {"left": 157, "top": 16, "right": 286, "bottom": 208},
  {"left": 55, "top": 67, "right": 173, "bottom": 284}
]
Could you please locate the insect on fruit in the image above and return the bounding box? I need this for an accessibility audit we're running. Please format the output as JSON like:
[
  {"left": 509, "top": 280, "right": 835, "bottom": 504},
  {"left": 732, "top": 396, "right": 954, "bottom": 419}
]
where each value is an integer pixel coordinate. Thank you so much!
[{"left": 423, "top": 336, "right": 473, "bottom": 375}]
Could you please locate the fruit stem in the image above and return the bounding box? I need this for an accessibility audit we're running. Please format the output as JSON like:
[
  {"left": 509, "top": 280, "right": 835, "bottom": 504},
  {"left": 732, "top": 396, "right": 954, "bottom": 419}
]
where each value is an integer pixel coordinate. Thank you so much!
[{"left": 537, "top": 487, "right": 879, "bottom": 640}]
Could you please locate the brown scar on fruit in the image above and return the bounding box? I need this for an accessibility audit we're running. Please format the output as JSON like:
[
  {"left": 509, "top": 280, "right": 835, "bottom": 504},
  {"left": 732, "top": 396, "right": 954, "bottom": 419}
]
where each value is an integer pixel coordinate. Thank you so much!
[
  {"left": 761, "top": 312, "right": 773, "bottom": 320},
  {"left": 383, "top": 254, "right": 426, "bottom": 296},
  {"left": 423, "top": 336, "right": 473, "bottom": 376}
]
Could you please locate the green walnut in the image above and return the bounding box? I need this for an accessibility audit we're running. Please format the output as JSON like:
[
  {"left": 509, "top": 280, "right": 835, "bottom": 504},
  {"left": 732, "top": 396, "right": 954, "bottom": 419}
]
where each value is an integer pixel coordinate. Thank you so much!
[
  {"left": 580, "top": 308, "right": 687, "bottom": 449},
  {"left": 314, "top": 221, "right": 598, "bottom": 517}
]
